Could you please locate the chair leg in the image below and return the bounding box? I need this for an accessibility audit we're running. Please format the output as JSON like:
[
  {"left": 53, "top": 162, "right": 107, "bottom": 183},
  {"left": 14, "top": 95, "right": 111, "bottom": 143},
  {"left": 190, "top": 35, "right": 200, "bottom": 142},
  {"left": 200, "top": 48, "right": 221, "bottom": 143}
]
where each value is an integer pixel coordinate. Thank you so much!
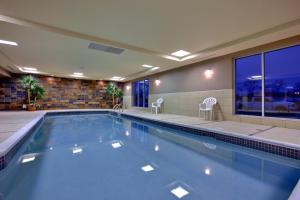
[{"left": 155, "top": 107, "right": 158, "bottom": 115}]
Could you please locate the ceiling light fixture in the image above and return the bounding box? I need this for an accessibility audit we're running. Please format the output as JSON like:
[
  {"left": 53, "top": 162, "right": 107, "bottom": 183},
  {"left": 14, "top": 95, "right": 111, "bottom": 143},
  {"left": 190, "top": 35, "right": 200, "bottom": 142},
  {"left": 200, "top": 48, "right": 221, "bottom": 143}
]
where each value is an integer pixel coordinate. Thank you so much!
[
  {"left": 73, "top": 72, "right": 83, "bottom": 76},
  {"left": 171, "top": 50, "right": 191, "bottom": 58},
  {"left": 164, "top": 54, "right": 197, "bottom": 62},
  {"left": 110, "top": 76, "right": 125, "bottom": 81},
  {"left": 180, "top": 54, "right": 197, "bottom": 61},
  {"left": 23, "top": 67, "right": 37, "bottom": 71},
  {"left": 150, "top": 67, "right": 160, "bottom": 71},
  {"left": 71, "top": 72, "right": 85, "bottom": 78},
  {"left": 18, "top": 67, "right": 41, "bottom": 74},
  {"left": 0, "top": 39, "right": 18, "bottom": 46},
  {"left": 164, "top": 55, "right": 181, "bottom": 61},
  {"left": 142, "top": 64, "right": 153, "bottom": 68}
]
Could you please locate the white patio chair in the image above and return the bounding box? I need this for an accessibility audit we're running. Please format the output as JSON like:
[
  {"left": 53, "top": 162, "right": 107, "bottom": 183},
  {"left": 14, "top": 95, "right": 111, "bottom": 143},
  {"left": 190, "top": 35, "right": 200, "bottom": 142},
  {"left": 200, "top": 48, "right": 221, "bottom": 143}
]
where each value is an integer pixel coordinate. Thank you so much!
[
  {"left": 151, "top": 98, "right": 164, "bottom": 114},
  {"left": 199, "top": 97, "right": 217, "bottom": 120}
]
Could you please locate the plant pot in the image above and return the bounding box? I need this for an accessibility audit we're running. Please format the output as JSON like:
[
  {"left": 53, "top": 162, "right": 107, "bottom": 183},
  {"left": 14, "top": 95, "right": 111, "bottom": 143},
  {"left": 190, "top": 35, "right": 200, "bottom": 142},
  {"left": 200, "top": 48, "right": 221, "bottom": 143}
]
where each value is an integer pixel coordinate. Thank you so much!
[{"left": 27, "top": 105, "right": 36, "bottom": 111}]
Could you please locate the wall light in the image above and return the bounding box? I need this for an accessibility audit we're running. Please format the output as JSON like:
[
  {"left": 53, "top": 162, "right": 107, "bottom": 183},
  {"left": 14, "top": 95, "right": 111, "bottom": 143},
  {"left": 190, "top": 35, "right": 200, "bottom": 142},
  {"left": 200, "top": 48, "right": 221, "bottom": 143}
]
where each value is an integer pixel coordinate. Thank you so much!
[
  {"left": 204, "top": 69, "right": 214, "bottom": 79},
  {"left": 126, "top": 85, "right": 131, "bottom": 90},
  {"left": 155, "top": 79, "right": 161, "bottom": 86}
]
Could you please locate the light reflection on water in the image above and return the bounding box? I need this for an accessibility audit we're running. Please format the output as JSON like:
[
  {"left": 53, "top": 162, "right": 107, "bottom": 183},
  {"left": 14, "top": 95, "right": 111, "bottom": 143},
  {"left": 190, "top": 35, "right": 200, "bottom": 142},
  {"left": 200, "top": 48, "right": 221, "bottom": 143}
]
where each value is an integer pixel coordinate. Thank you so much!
[{"left": 0, "top": 114, "right": 299, "bottom": 200}]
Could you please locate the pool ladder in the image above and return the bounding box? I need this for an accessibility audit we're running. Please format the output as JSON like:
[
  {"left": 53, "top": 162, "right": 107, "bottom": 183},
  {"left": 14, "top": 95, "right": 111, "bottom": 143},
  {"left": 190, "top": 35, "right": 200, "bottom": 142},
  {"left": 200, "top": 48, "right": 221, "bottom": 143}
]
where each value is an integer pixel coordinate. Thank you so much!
[{"left": 113, "top": 104, "right": 123, "bottom": 112}]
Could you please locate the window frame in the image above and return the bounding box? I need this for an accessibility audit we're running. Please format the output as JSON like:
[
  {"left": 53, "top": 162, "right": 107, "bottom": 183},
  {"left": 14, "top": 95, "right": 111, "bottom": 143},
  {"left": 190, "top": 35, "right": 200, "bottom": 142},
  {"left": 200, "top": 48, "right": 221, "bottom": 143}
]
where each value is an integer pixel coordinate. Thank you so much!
[
  {"left": 234, "top": 43, "right": 300, "bottom": 119},
  {"left": 132, "top": 78, "right": 149, "bottom": 108}
]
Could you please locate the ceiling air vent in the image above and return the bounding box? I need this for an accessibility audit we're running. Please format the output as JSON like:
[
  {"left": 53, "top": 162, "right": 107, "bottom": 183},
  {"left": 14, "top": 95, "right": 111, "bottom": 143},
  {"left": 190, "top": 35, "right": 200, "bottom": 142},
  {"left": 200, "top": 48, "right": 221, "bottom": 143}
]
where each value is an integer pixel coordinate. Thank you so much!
[{"left": 88, "top": 42, "right": 124, "bottom": 55}]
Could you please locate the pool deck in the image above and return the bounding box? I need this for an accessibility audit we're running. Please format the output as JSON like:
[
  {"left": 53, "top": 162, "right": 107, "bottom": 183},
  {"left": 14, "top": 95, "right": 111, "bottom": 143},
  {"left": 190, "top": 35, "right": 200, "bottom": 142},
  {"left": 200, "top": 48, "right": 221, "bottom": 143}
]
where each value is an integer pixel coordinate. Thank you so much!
[{"left": 1, "top": 109, "right": 300, "bottom": 156}]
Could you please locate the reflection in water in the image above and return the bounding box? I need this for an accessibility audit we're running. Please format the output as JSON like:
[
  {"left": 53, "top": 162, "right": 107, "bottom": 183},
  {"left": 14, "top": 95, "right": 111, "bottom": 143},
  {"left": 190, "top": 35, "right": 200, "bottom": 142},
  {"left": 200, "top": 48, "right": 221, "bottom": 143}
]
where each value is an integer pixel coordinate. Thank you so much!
[
  {"left": 154, "top": 144, "right": 160, "bottom": 152},
  {"left": 0, "top": 114, "right": 299, "bottom": 200},
  {"left": 204, "top": 168, "right": 211, "bottom": 176}
]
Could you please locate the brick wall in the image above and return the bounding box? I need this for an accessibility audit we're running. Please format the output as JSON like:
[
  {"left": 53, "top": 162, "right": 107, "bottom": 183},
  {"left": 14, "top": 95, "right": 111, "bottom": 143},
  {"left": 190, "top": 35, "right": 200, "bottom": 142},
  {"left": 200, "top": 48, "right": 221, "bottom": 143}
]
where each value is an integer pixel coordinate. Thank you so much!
[{"left": 0, "top": 74, "right": 123, "bottom": 110}]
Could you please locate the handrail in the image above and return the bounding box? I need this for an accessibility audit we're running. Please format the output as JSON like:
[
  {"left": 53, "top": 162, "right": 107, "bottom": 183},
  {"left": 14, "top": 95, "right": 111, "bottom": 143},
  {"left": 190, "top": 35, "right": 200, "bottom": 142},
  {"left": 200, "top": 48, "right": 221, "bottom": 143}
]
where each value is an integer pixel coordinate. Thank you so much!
[{"left": 113, "top": 104, "right": 123, "bottom": 112}]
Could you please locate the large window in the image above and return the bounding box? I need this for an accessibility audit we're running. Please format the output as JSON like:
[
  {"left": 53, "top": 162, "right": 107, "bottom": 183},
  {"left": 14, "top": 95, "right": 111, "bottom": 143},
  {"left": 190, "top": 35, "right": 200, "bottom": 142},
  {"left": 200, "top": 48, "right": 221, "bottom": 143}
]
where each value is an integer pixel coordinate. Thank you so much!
[
  {"left": 264, "top": 45, "right": 300, "bottom": 118},
  {"left": 235, "top": 54, "right": 262, "bottom": 116},
  {"left": 235, "top": 44, "right": 300, "bottom": 119},
  {"left": 133, "top": 79, "right": 149, "bottom": 107}
]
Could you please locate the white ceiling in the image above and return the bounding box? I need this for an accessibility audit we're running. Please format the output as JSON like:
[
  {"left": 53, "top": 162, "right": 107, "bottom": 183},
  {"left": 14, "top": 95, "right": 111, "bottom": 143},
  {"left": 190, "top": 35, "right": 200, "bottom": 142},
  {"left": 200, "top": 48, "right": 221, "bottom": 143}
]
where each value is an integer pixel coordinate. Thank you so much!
[{"left": 0, "top": 0, "right": 300, "bottom": 81}]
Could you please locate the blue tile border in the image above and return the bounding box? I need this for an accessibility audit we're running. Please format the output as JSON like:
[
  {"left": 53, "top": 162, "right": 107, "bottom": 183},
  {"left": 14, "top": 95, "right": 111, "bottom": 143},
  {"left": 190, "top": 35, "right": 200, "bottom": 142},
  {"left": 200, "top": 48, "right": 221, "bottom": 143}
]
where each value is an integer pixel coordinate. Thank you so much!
[{"left": 116, "top": 112, "right": 300, "bottom": 160}]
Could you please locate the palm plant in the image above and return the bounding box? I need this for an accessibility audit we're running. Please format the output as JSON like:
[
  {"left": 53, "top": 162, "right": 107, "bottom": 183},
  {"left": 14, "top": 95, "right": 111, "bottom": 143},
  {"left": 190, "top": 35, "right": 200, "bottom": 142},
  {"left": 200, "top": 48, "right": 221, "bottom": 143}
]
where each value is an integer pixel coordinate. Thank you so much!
[
  {"left": 32, "top": 84, "right": 46, "bottom": 107},
  {"left": 20, "top": 75, "right": 37, "bottom": 105},
  {"left": 106, "top": 82, "right": 123, "bottom": 106}
]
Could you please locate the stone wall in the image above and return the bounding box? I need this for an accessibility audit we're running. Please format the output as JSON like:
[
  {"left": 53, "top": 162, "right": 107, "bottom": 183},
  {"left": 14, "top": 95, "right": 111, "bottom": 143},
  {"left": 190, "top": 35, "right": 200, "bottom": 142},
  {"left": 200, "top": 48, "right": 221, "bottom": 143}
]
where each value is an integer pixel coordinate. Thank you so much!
[{"left": 0, "top": 74, "right": 123, "bottom": 110}]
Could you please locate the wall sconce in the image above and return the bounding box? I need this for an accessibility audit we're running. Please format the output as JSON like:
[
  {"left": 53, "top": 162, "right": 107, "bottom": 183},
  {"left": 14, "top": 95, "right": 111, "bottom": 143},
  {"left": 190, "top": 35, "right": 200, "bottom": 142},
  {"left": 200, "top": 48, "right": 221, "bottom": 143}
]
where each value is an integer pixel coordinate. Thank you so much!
[
  {"left": 155, "top": 79, "right": 161, "bottom": 86},
  {"left": 204, "top": 69, "right": 214, "bottom": 79},
  {"left": 126, "top": 85, "right": 131, "bottom": 90}
]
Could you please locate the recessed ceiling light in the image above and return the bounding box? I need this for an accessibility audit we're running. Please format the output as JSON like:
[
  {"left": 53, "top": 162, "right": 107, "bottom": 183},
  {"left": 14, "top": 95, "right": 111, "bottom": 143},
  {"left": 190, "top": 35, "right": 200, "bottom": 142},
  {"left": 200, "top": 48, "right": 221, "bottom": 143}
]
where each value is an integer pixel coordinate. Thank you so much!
[
  {"left": 142, "top": 64, "right": 153, "bottom": 68},
  {"left": 141, "top": 165, "right": 154, "bottom": 172},
  {"left": 180, "top": 54, "right": 197, "bottom": 61},
  {"left": 171, "top": 50, "right": 191, "bottom": 58},
  {"left": 71, "top": 72, "right": 85, "bottom": 78},
  {"left": 110, "top": 76, "right": 125, "bottom": 81},
  {"left": 170, "top": 186, "right": 189, "bottom": 199},
  {"left": 164, "top": 55, "right": 181, "bottom": 61},
  {"left": 0, "top": 39, "right": 18, "bottom": 46},
  {"left": 73, "top": 72, "right": 83, "bottom": 76},
  {"left": 23, "top": 67, "right": 37, "bottom": 71},
  {"left": 150, "top": 67, "right": 160, "bottom": 71},
  {"left": 18, "top": 67, "right": 41, "bottom": 74}
]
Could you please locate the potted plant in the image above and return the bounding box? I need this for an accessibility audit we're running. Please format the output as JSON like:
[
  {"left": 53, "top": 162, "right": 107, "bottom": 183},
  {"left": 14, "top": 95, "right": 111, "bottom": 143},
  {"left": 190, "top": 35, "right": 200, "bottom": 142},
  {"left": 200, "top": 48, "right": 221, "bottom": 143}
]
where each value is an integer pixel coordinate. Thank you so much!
[
  {"left": 31, "top": 84, "right": 45, "bottom": 110},
  {"left": 20, "top": 75, "right": 45, "bottom": 111},
  {"left": 106, "top": 82, "right": 123, "bottom": 107}
]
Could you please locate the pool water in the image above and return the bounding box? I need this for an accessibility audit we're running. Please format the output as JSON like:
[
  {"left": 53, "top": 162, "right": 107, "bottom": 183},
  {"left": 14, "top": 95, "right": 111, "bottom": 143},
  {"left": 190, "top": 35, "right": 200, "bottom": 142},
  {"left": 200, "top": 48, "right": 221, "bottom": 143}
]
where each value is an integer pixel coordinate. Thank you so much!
[{"left": 0, "top": 114, "right": 300, "bottom": 200}]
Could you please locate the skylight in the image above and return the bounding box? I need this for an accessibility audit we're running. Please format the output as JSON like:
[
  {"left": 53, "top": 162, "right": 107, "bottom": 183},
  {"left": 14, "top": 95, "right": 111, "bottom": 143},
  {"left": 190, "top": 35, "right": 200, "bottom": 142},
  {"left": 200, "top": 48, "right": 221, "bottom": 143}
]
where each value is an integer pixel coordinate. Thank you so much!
[
  {"left": 0, "top": 39, "right": 18, "bottom": 46},
  {"left": 171, "top": 50, "right": 191, "bottom": 57}
]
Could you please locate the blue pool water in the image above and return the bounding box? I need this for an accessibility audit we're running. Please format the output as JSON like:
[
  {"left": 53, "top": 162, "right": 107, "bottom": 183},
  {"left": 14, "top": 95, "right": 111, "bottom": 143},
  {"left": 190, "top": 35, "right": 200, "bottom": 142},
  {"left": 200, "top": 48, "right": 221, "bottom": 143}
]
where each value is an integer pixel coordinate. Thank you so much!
[{"left": 0, "top": 113, "right": 300, "bottom": 200}]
